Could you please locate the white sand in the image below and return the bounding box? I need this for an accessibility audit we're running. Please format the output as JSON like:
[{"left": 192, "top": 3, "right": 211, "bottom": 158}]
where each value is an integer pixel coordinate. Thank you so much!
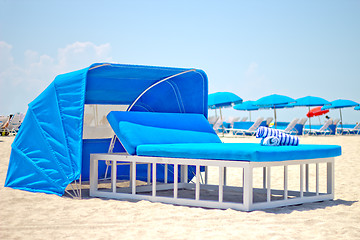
[{"left": 1, "top": 135, "right": 360, "bottom": 239}]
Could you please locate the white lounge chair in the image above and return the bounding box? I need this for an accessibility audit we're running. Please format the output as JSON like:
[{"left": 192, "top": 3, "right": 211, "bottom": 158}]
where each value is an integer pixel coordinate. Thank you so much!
[
  {"left": 265, "top": 117, "right": 273, "bottom": 127},
  {"left": 233, "top": 117, "right": 264, "bottom": 136},
  {"left": 6, "top": 113, "right": 24, "bottom": 135},
  {"left": 240, "top": 117, "right": 248, "bottom": 122},
  {"left": 280, "top": 118, "right": 299, "bottom": 134},
  {"left": 291, "top": 118, "right": 307, "bottom": 135},
  {"left": 337, "top": 122, "right": 359, "bottom": 135},
  {"left": 305, "top": 119, "right": 333, "bottom": 135}
]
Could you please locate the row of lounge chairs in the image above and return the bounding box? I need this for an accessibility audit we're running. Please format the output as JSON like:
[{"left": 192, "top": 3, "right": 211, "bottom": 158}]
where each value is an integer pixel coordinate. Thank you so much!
[
  {"left": 214, "top": 117, "right": 307, "bottom": 136},
  {"left": 0, "top": 113, "right": 24, "bottom": 136},
  {"left": 212, "top": 117, "right": 359, "bottom": 136}
]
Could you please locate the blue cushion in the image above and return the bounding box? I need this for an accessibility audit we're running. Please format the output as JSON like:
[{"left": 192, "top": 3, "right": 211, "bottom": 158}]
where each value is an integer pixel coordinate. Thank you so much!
[
  {"left": 117, "top": 122, "right": 221, "bottom": 155},
  {"left": 107, "top": 111, "right": 217, "bottom": 137},
  {"left": 137, "top": 143, "right": 341, "bottom": 162}
]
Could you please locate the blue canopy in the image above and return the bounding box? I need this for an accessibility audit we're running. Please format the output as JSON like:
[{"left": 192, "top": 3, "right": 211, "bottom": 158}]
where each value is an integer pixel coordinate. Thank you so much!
[{"left": 5, "top": 63, "right": 208, "bottom": 196}]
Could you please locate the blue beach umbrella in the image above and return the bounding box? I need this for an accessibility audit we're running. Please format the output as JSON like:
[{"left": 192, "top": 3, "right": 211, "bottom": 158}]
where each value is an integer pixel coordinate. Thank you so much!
[
  {"left": 322, "top": 99, "right": 359, "bottom": 130},
  {"left": 208, "top": 92, "right": 242, "bottom": 119},
  {"left": 233, "top": 100, "right": 259, "bottom": 121},
  {"left": 290, "top": 96, "right": 330, "bottom": 131},
  {"left": 208, "top": 92, "right": 243, "bottom": 109},
  {"left": 254, "top": 94, "right": 295, "bottom": 128}
]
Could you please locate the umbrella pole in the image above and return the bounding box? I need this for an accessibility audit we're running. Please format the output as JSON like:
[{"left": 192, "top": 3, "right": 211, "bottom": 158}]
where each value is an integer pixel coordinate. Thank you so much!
[
  {"left": 339, "top": 108, "right": 343, "bottom": 131},
  {"left": 220, "top": 108, "right": 225, "bottom": 137},
  {"left": 249, "top": 111, "right": 251, "bottom": 122},
  {"left": 274, "top": 106, "right": 277, "bottom": 129},
  {"left": 308, "top": 106, "right": 312, "bottom": 132}
]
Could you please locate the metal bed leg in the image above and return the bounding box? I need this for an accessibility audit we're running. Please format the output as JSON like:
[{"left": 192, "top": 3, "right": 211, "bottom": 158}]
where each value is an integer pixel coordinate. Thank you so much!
[
  {"left": 111, "top": 160, "right": 117, "bottom": 193},
  {"left": 284, "top": 165, "right": 288, "bottom": 199},
  {"left": 219, "top": 166, "right": 224, "bottom": 203},
  {"left": 266, "top": 166, "right": 271, "bottom": 202},
  {"left": 243, "top": 165, "right": 253, "bottom": 211},
  {"left": 327, "top": 161, "right": 334, "bottom": 194},
  {"left": 174, "top": 164, "right": 178, "bottom": 199},
  {"left": 195, "top": 165, "right": 200, "bottom": 201},
  {"left": 152, "top": 163, "right": 157, "bottom": 197}
]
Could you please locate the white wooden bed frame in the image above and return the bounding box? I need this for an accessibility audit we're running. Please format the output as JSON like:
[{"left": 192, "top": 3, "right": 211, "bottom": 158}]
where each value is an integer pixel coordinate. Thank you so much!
[{"left": 89, "top": 153, "right": 334, "bottom": 211}]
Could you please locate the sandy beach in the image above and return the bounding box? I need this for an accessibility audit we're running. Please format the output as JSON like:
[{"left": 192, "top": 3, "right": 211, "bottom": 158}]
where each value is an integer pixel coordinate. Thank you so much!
[{"left": 1, "top": 135, "right": 360, "bottom": 240}]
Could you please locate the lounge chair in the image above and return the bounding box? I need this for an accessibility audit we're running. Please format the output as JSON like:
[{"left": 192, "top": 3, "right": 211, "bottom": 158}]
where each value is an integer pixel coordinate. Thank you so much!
[
  {"left": 227, "top": 116, "right": 240, "bottom": 125},
  {"left": 89, "top": 111, "right": 341, "bottom": 211},
  {"left": 208, "top": 116, "right": 219, "bottom": 126},
  {"left": 240, "top": 117, "right": 248, "bottom": 122},
  {"left": 292, "top": 118, "right": 308, "bottom": 135},
  {"left": 281, "top": 118, "right": 299, "bottom": 134},
  {"left": 265, "top": 117, "right": 273, "bottom": 127},
  {"left": 338, "top": 122, "right": 360, "bottom": 135},
  {"left": 327, "top": 119, "right": 340, "bottom": 135},
  {"left": 304, "top": 119, "right": 333, "bottom": 135},
  {"left": 233, "top": 117, "right": 264, "bottom": 136},
  {"left": 3, "top": 113, "right": 24, "bottom": 135}
]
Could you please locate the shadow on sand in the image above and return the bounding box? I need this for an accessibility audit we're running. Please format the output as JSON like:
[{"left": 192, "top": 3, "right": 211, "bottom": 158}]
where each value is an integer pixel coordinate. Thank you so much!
[{"left": 63, "top": 188, "right": 357, "bottom": 213}]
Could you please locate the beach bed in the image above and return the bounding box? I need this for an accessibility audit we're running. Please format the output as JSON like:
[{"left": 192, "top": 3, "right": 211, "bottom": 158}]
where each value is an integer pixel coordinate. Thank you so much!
[{"left": 89, "top": 111, "right": 341, "bottom": 211}]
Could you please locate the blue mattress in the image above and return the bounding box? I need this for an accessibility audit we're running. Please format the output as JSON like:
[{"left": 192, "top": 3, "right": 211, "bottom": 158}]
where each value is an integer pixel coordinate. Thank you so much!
[{"left": 137, "top": 143, "right": 341, "bottom": 162}]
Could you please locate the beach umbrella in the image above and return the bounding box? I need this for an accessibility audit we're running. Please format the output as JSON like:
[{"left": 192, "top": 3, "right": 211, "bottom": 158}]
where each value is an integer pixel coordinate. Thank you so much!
[
  {"left": 322, "top": 99, "right": 359, "bottom": 130},
  {"left": 208, "top": 92, "right": 242, "bottom": 119},
  {"left": 306, "top": 106, "right": 329, "bottom": 118},
  {"left": 254, "top": 94, "right": 295, "bottom": 128},
  {"left": 208, "top": 92, "right": 242, "bottom": 134},
  {"left": 307, "top": 106, "right": 329, "bottom": 124},
  {"left": 291, "top": 96, "right": 330, "bottom": 131},
  {"left": 233, "top": 101, "right": 258, "bottom": 121}
]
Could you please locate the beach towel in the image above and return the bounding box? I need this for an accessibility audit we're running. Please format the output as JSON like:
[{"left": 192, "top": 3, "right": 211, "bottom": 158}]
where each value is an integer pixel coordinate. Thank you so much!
[
  {"left": 256, "top": 126, "right": 299, "bottom": 146},
  {"left": 260, "top": 136, "right": 281, "bottom": 146}
]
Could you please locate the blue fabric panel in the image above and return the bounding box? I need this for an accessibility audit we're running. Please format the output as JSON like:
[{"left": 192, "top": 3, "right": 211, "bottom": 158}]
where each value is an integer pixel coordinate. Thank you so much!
[
  {"left": 327, "top": 124, "right": 337, "bottom": 135},
  {"left": 137, "top": 143, "right": 341, "bottom": 162},
  {"left": 86, "top": 64, "right": 196, "bottom": 104},
  {"left": 28, "top": 83, "right": 74, "bottom": 181},
  {"left": 233, "top": 121, "right": 254, "bottom": 129},
  {"left": 5, "top": 148, "right": 63, "bottom": 195},
  {"left": 81, "top": 138, "right": 125, "bottom": 181},
  {"left": 259, "top": 121, "right": 267, "bottom": 127},
  {"left": 117, "top": 121, "right": 221, "bottom": 155},
  {"left": 5, "top": 110, "right": 67, "bottom": 194},
  {"left": 81, "top": 139, "right": 195, "bottom": 183},
  {"left": 131, "top": 70, "right": 208, "bottom": 118},
  {"left": 54, "top": 68, "right": 88, "bottom": 179},
  {"left": 275, "top": 122, "right": 290, "bottom": 127},
  {"left": 293, "top": 124, "right": 304, "bottom": 135}
]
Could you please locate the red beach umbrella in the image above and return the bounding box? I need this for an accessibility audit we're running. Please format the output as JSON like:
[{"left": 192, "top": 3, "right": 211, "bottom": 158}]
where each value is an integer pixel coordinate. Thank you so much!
[{"left": 306, "top": 106, "right": 329, "bottom": 118}]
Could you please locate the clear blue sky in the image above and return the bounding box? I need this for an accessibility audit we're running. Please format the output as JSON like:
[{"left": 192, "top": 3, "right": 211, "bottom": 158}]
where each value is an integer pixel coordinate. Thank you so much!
[{"left": 1, "top": 0, "right": 359, "bottom": 123}]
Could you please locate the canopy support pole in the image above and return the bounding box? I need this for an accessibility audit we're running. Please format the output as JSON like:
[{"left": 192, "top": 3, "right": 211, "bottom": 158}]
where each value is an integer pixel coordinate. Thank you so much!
[{"left": 126, "top": 69, "right": 196, "bottom": 112}]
